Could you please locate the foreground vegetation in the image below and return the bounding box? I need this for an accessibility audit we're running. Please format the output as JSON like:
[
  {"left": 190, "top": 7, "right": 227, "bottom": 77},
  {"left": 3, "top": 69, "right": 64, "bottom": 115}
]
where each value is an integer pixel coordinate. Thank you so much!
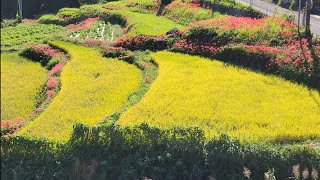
[
  {"left": 2, "top": 123, "right": 319, "bottom": 179},
  {"left": 18, "top": 41, "right": 141, "bottom": 141},
  {"left": 119, "top": 52, "right": 320, "bottom": 143},
  {"left": 1, "top": 54, "right": 47, "bottom": 123}
]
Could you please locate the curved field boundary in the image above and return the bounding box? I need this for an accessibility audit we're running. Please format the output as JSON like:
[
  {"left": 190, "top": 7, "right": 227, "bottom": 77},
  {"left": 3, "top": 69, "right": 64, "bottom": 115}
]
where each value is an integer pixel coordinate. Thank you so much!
[
  {"left": 1, "top": 54, "right": 47, "bottom": 123},
  {"left": 19, "top": 42, "right": 142, "bottom": 141},
  {"left": 118, "top": 51, "right": 320, "bottom": 143}
]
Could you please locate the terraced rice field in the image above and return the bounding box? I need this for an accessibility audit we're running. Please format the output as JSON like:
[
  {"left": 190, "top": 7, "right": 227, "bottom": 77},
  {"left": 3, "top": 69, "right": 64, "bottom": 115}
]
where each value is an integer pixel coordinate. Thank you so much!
[
  {"left": 1, "top": 23, "right": 65, "bottom": 52},
  {"left": 116, "top": 10, "right": 186, "bottom": 36},
  {"left": 1, "top": 54, "right": 47, "bottom": 122},
  {"left": 118, "top": 51, "right": 320, "bottom": 142},
  {"left": 19, "top": 42, "right": 142, "bottom": 141}
]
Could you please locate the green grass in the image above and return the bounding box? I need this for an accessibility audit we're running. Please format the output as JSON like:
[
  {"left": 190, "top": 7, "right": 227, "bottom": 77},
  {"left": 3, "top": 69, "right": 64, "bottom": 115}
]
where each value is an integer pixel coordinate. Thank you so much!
[
  {"left": 1, "top": 22, "right": 66, "bottom": 53},
  {"left": 116, "top": 10, "right": 186, "bottom": 36},
  {"left": 104, "top": 0, "right": 159, "bottom": 14},
  {"left": 18, "top": 41, "right": 142, "bottom": 141},
  {"left": 1, "top": 54, "right": 47, "bottom": 122},
  {"left": 161, "top": 0, "right": 225, "bottom": 25},
  {"left": 118, "top": 51, "right": 320, "bottom": 143}
]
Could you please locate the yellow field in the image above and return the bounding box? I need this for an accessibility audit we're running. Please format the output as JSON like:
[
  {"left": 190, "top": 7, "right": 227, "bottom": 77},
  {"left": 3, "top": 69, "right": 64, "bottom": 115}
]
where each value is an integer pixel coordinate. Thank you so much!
[
  {"left": 118, "top": 52, "right": 320, "bottom": 143},
  {"left": 1, "top": 54, "right": 47, "bottom": 122},
  {"left": 19, "top": 42, "right": 142, "bottom": 141}
]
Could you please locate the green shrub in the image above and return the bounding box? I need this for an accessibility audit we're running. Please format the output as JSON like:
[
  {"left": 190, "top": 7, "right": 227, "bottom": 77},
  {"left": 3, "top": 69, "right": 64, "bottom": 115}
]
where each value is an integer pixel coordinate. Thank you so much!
[
  {"left": 20, "top": 46, "right": 52, "bottom": 66},
  {"left": 46, "top": 57, "right": 65, "bottom": 70},
  {"left": 213, "top": 45, "right": 274, "bottom": 71},
  {"left": 1, "top": 124, "right": 319, "bottom": 179},
  {"left": 0, "top": 19, "right": 18, "bottom": 28},
  {"left": 78, "top": 0, "right": 119, "bottom": 5},
  {"left": 79, "top": 4, "right": 103, "bottom": 17},
  {"left": 38, "top": 14, "right": 65, "bottom": 25},
  {"left": 57, "top": 8, "right": 85, "bottom": 24},
  {"left": 100, "top": 11, "right": 127, "bottom": 27}
]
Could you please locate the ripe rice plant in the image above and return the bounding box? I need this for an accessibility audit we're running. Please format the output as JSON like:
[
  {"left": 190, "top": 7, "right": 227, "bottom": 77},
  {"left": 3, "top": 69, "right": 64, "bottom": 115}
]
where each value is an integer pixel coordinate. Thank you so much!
[
  {"left": 1, "top": 54, "right": 47, "bottom": 123},
  {"left": 118, "top": 51, "right": 320, "bottom": 143},
  {"left": 18, "top": 41, "right": 142, "bottom": 141}
]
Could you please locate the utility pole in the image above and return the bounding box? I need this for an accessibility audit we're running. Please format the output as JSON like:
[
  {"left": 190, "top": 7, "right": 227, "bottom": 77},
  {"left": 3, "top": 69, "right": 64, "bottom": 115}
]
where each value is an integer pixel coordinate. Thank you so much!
[
  {"left": 305, "top": 0, "right": 313, "bottom": 36},
  {"left": 212, "top": 0, "right": 216, "bottom": 17},
  {"left": 297, "top": 0, "right": 301, "bottom": 34},
  {"left": 17, "top": 0, "right": 23, "bottom": 22}
]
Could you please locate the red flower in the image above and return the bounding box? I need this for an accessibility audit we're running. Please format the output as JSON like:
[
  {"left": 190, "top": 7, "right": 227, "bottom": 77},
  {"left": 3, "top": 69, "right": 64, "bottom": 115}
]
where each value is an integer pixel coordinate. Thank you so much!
[
  {"left": 67, "top": 17, "right": 98, "bottom": 32},
  {"left": 47, "top": 77, "right": 58, "bottom": 89}
]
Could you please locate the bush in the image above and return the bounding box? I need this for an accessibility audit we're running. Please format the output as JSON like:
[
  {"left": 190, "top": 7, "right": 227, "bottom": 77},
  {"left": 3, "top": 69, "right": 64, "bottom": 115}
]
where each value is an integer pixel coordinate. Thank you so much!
[
  {"left": 20, "top": 43, "right": 65, "bottom": 67},
  {"left": 1, "top": 123, "right": 319, "bottom": 179},
  {"left": 79, "top": 4, "right": 103, "bottom": 17},
  {"left": 100, "top": 46, "right": 127, "bottom": 57},
  {"left": 0, "top": 19, "right": 18, "bottom": 28},
  {"left": 114, "top": 35, "right": 168, "bottom": 51},
  {"left": 78, "top": 0, "right": 118, "bottom": 5},
  {"left": 100, "top": 11, "right": 127, "bottom": 27},
  {"left": 213, "top": 45, "right": 276, "bottom": 71},
  {"left": 38, "top": 14, "right": 65, "bottom": 25},
  {"left": 57, "top": 8, "right": 85, "bottom": 24}
]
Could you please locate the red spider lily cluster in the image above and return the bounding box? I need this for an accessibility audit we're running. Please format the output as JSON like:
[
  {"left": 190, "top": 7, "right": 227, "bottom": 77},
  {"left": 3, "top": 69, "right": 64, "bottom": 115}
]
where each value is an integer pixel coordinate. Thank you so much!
[
  {"left": 273, "top": 39, "right": 315, "bottom": 74},
  {"left": 173, "top": 39, "right": 221, "bottom": 56},
  {"left": 243, "top": 44, "right": 281, "bottom": 55},
  {"left": 46, "top": 90, "right": 57, "bottom": 100},
  {"left": 83, "top": 38, "right": 105, "bottom": 47},
  {"left": 34, "top": 62, "right": 65, "bottom": 116},
  {"left": 100, "top": 45, "right": 131, "bottom": 58},
  {"left": 1, "top": 118, "right": 25, "bottom": 129},
  {"left": 188, "top": 16, "right": 295, "bottom": 31},
  {"left": 67, "top": 17, "right": 98, "bottom": 32},
  {"left": 50, "top": 62, "right": 64, "bottom": 76},
  {"left": 23, "top": 43, "right": 65, "bottom": 59},
  {"left": 47, "top": 77, "right": 59, "bottom": 89},
  {"left": 101, "top": 46, "right": 125, "bottom": 51},
  {"left": 114, "top": 35, "right": 168, "bottom": 50},
  {"left": 186, "top": 17, "right": 296, "bottom": 45}
]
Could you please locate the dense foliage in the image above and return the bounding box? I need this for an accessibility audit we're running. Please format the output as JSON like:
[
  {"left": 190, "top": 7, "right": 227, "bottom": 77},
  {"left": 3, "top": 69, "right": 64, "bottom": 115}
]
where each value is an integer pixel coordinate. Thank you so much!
[{"left": 1, "top": 123, "right": 319, "bottom": 179}]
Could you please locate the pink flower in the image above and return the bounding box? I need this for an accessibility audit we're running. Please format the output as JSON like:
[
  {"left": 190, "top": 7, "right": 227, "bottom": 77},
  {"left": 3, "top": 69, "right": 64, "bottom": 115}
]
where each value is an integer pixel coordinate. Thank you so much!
[
  {"left": 50, "top": 63, "right": 63, "bottom": 75},
  {"left": 46, "top": 90, "right": 56, "bottom": 99},
  {"left": 47, "top": 77, "right": 58, "bottom": 89},
  {"left": 67, "top": 18, "right": 98, "bottom": 32}
]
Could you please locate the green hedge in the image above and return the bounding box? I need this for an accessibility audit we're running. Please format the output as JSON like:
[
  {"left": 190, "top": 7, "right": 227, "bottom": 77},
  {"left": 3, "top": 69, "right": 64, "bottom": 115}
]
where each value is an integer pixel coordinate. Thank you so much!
[
  {"left": 1, "top": 123, "right": 319, "bottom": 179},
  {"left": 213, "top": 45, "right": 275, "bottom": 71},
  {"left": 38, "top": 14, "right": 66, "bottom": 25}
]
